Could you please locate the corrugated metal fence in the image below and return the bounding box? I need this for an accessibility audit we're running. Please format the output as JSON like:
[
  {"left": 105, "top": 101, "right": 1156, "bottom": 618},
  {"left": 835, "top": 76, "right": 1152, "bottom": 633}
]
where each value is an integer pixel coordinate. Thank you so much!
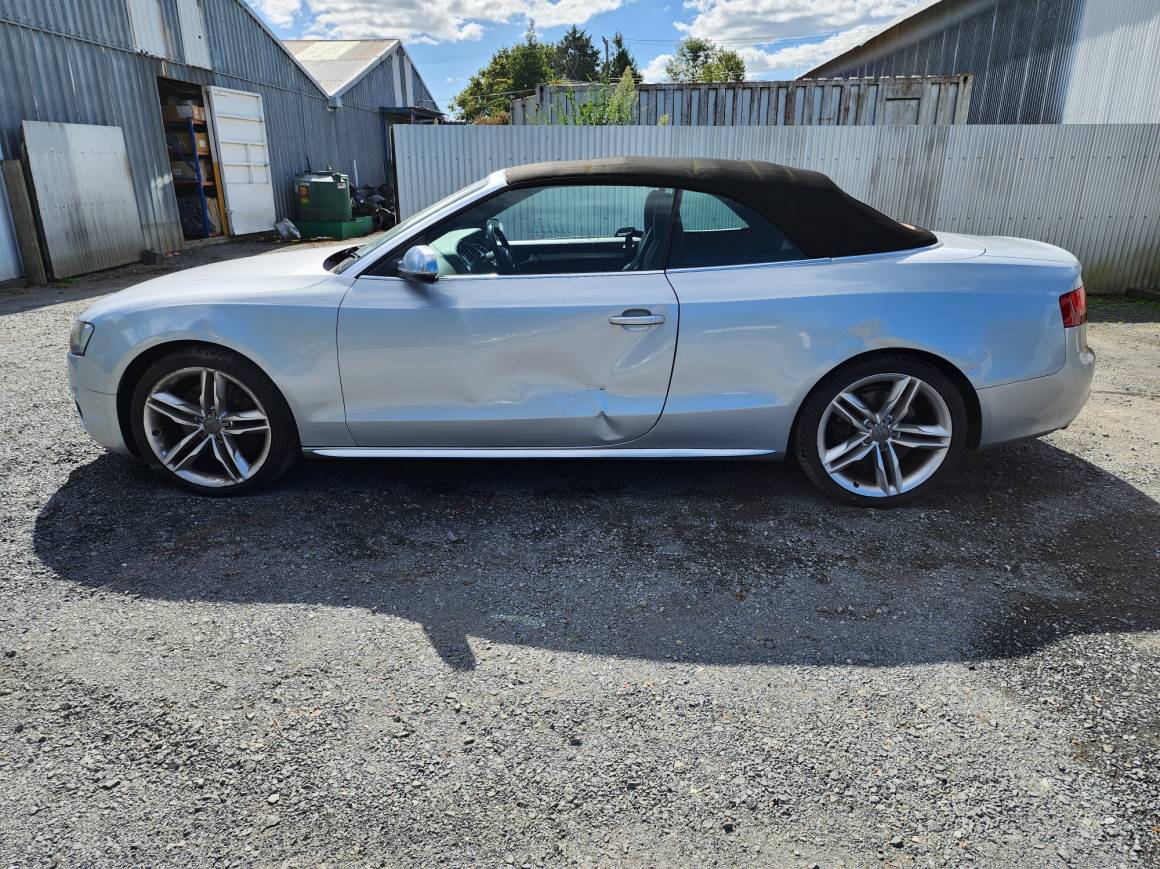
[
  {"left": 392, "top": 124, "right": 1160, "bottom": 294},
  {"left": 512, "top": 76, "right": 973, "bottom": 127}
]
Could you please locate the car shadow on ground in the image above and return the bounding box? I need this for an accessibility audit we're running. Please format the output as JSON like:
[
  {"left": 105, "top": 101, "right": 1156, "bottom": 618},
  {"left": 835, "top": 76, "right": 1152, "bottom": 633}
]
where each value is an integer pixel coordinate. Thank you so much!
[{"left": 34, "top": 440, "right": 1160, "bottom": 671}]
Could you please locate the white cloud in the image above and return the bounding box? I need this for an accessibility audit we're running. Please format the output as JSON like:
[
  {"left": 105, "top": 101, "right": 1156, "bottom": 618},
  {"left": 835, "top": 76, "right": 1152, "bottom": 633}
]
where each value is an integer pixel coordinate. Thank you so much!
[
  {"left": 288, "top": 0, "right": 624, "bottom": 44},
  {"left": 739, "top": 23, "right": 880, "bottom": 76},
  {"left": 529, "top": 0, "right": 624, "bottom": 28},
  {"left": 251, "top": 0, "right": 302, "bottom": 27},
  {"left": 640, "top": 53, "right": 672, "bottom": 83},
  {"left": 646, "top": 0, "right": 919, "bottom": 79},
  {"left": 676, "top": 0, "right": 915, "bottom": 45}
]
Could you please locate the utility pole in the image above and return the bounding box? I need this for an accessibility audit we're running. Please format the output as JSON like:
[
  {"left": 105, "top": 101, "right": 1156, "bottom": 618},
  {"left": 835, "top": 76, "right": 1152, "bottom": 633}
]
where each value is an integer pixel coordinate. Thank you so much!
[{"left": 603, "top": 36, "right": 610, "bottom": 82}]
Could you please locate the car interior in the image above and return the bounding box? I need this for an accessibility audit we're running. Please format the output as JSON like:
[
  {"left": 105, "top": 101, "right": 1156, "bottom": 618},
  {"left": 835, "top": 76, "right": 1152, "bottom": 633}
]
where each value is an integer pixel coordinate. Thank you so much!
[{"left": 386, "top": 183, "right": 805, "bottom": 277}]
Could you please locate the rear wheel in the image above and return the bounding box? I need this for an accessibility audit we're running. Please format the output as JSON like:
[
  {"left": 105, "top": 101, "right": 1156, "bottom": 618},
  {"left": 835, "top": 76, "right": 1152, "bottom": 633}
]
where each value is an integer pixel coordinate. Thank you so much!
[
  {"left": 794, "top": 355, "right": 968, "bottom": 507},
  {"left": 129, "top": 347, "right": 299, "bottom": 496}
]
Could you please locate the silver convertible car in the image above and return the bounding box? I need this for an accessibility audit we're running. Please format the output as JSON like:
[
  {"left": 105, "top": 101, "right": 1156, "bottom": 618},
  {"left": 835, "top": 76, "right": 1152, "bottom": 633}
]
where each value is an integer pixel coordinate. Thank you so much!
[{"left": 68, "top": 157, "right": 1093, "bottom": 506}]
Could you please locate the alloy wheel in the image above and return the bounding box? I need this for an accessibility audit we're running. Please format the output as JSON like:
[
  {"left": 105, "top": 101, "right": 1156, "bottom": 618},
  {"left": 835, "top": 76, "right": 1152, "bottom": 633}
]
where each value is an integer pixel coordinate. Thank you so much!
[
  {"left": 816, "top": 373, "right": 953, "bottom": 498},
  {"left": 143, "top": 367, "right": 272, "bottom": 489}
]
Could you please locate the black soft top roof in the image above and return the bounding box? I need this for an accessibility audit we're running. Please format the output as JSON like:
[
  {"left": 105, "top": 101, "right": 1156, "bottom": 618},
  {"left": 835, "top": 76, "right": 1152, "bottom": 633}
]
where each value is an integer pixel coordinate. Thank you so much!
[{"left": 505, "top": 156, "right": 935, "bottom": 259}]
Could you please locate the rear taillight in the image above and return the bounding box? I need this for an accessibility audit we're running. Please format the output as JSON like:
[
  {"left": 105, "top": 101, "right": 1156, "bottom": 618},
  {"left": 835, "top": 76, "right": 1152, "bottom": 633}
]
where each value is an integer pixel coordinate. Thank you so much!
[{"left": 1059, "top": 286, "right": 1087, "bottom": 328}]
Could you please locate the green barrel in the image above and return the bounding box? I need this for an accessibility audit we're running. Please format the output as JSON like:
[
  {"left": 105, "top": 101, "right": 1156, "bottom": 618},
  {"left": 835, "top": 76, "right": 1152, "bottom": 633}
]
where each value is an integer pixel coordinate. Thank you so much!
[{"left": 295, "top": 170, "right": 352, "bottom": 222}]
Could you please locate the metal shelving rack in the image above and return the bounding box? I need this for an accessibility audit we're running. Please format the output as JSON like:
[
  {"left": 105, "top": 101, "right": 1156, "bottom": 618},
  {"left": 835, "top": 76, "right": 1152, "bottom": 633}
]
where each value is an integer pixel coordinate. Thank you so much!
[{"left": 166, "top": 115, "right": 219, "bottom": 238}]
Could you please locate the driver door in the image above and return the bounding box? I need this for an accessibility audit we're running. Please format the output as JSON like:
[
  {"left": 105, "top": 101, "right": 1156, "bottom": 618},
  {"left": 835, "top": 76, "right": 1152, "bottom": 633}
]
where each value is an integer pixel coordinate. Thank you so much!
[{"left": 337, "top": 183, "right": 679, "bottom": 448}]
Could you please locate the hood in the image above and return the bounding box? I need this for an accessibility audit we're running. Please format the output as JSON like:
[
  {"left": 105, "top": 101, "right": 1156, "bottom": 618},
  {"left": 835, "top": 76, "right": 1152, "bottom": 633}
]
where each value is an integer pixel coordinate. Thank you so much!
[{"left": 81, "top": 243, "right": 351, "bottom": 321}]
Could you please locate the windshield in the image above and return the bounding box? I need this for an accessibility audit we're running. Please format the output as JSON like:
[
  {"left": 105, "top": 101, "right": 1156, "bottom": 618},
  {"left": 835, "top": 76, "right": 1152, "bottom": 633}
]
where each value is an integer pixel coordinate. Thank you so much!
[{"left": 333, "top": 178, "right": 489, "bottom": 274}]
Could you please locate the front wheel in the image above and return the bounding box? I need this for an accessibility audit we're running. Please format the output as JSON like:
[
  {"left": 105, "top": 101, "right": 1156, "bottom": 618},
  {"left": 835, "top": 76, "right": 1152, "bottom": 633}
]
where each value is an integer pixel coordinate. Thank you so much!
[
  {"left": 794, "top": 355, "right": 969, "bottom": 507},
  {"left": 129, "top": 347, "right": 299, "bottom": 496}
]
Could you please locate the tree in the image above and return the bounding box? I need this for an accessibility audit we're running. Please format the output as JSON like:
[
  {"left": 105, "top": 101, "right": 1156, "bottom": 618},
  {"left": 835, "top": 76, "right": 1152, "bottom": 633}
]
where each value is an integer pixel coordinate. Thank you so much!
[
  {"left": 451, "top": 24, "right": 641, "bottom": 123},
  {"left": 664, "top": 37, "right": 746, "bottom": 82},
  {"left": 508, "top": 21, "right": 551, "bottom": 92},
  {"left": 451, "top": 22, "right": 551, "bottom": 122},
  {"left": 601, "top": 32, "right": 637, "bottom": 82},
  {"left": 451, "top": 47, "right": 514, "bottom": 122},
  {"left": 551, "top": 25, "right": 600, "bottom": 82}
]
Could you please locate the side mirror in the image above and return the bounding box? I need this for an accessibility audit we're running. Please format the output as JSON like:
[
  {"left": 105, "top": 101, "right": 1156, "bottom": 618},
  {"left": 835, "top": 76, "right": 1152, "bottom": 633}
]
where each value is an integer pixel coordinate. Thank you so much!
[{"left": 398, "top": 244, "right": 439, "bottom": 282}]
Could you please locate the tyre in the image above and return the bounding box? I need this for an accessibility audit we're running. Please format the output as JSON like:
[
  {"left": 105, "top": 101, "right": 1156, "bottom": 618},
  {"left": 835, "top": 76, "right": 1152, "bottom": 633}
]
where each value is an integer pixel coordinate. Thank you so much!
[
  {"left": 129, "top": 346, "right": 299, "bottom": 496},
  {"left": 793, "top": 354, "right": 969, "bottom": 508}
]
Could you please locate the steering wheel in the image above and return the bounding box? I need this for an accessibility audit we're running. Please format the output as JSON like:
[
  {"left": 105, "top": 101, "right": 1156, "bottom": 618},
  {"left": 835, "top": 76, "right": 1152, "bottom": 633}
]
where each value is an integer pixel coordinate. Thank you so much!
[{"left": 484, "top": 218, "right": 520, "bottom": 274}]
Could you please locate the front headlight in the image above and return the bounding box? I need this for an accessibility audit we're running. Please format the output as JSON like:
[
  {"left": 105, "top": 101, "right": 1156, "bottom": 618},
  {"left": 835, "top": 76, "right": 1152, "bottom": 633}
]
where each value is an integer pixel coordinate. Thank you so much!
[{"left": 70, "top": 320, "right": 95, "bottom": 356}]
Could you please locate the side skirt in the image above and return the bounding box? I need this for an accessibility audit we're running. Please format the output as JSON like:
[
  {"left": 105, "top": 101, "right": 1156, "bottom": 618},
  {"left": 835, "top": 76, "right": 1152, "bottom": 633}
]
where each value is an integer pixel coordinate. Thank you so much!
[{"left": 304, "top": 447, "right": 777, "bottom": 459}]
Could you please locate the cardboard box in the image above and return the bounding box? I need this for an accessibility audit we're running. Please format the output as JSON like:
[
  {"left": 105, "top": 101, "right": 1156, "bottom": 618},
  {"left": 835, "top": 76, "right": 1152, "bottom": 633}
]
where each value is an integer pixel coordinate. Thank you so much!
[
  {"left": 203, "top": 196, "right": 223, "bottom": 235},
  {"left": 170, "top": 156, "right": 213, "bottom": 182},
  {"left": 162, "top": 103, "right": 206, "bottom": 123},
  {"left": 168, "top": 130, "right": 210, "bottom": 153}
]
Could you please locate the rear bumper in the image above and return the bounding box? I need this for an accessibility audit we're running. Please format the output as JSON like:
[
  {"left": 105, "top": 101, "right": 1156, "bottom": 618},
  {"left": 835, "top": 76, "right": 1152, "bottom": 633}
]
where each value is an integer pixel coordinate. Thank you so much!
[
  {"left": 977, "top": 325, "right": 1094, "bottom": 447},
  {"left": 68, "top": 354, "right": 130, "bottom": 454}
]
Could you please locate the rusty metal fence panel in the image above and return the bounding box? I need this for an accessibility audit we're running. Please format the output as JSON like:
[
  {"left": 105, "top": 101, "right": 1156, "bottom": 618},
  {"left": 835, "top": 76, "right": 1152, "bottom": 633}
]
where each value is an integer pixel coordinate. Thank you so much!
[
  {"left": 511, "top": 76, "right": 973, "bottom": 127},
  {"left": 392, "top": 123, "right": 1160, "bottom": 294}
]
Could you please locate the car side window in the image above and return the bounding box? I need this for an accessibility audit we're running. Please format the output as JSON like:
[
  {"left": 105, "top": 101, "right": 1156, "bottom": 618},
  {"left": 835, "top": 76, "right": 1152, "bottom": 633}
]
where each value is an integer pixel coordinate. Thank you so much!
[
  {"left": 417, "top": 184, "right": 675, "bottom": 277},
  {"left": 668, "top": 190, "right": 805, "bottom": 269}
]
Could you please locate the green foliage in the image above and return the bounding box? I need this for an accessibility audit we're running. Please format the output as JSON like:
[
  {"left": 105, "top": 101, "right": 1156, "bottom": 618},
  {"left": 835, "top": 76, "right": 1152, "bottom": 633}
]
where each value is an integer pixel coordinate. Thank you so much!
[
  {"left": 451, "top": 24, "right": 642, "bottom": 123},
  {"left": 450, "top": 47, "right": 515, "bottom": 123},
  {"left": 552, "top": 69, "right": 638, "bottom": 126},
  {"left": 664, "top": 37, "right": 746, "bottom": 83},
  {"left": 451, "top": 22, "right": 551, "bottom": 123},
  {"left": 605, "top": 67, "right": 638, "bottom": 124},
  {"left": 551, "top": 25, "right": 600, "bottom": 82},
  {"left": 601, "top": 32, "right": 638, "bottom": 82},
  {"left": 508, "top": 21, "right": 551, "bottom": 91}
]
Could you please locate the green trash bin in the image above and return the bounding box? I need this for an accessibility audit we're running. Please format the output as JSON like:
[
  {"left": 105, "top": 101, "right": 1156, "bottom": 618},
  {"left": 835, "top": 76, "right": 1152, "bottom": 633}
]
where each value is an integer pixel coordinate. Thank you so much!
[{"left": 295, "top": 170, "right": 352, "bottom": 223}]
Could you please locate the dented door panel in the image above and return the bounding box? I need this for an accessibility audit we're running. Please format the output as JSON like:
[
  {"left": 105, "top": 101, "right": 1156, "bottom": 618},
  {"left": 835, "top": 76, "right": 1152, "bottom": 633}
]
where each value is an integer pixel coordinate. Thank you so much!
[{"left": 337, "top": 272, "right": 679, "bottom": 447}]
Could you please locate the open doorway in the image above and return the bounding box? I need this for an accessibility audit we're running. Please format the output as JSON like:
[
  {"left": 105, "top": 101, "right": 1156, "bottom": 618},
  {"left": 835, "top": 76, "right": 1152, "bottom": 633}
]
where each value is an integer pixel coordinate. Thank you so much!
[{"left": 157, "top": 77, "right": 226, "bottom": 240}]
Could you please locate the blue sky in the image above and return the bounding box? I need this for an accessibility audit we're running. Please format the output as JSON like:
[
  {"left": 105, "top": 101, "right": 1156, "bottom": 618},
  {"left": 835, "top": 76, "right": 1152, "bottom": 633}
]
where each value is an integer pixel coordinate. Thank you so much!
[{"left": 250, "top": 0, "right": 920, "bottom": 112}]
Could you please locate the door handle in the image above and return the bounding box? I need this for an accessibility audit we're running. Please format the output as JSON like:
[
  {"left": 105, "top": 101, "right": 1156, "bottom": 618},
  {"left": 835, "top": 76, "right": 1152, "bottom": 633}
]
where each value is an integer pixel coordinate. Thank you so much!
[{"left": 609, "top": 311, "right": 665, "bottom": 326}]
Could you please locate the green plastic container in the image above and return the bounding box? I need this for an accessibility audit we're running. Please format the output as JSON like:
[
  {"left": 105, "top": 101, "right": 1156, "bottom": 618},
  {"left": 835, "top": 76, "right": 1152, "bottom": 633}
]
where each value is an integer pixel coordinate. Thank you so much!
[
  {"left": 295, "top": 215, "right": 374, "bottom": 240},
  {"left": 295, "top": 170, "right": 352, "bottom": 222}
]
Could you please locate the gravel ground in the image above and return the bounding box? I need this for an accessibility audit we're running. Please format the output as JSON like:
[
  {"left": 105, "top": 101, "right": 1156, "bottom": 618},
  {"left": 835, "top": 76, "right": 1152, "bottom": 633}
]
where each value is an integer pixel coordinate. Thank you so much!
[{"left": 1, "top": 242, "right": 1158, "bottom": 868}]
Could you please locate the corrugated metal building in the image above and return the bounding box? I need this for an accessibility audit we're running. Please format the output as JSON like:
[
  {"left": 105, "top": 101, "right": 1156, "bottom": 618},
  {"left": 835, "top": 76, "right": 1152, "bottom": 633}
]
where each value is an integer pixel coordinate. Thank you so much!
[
  {"left": 0, "top": 0, "right": 436, "bottom": 277},
  {"left": 512, "top": 76, "right": 973, "bottom": 126},
  {"left": 284, "top": 39, "right": 437, "bottom": 188},
  {"left": 804, "top": 0, "right": 1160, "bottom": 124}
]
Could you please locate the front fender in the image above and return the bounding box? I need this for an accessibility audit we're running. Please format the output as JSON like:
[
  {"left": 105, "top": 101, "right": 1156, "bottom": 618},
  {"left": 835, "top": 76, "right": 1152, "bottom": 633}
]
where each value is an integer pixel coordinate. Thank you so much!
[{"left": 76, "top": 285, "right": 354, "bottom": 448}]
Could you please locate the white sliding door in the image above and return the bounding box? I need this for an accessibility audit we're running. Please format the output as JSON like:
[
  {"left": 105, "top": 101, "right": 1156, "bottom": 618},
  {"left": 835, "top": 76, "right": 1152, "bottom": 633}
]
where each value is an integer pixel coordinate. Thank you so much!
[{"left": 206, "top": 87, "right": 276, "bottom": 235}]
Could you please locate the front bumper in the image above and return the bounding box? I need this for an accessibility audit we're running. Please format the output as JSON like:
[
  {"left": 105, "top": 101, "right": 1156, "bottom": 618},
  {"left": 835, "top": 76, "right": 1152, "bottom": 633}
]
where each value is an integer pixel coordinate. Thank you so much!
[
  {"left": 68, "top": 353, "right": 130, "bottom": 454},
  {"left": 977, "top": 325, "right": 1094, "bottom": 447}
]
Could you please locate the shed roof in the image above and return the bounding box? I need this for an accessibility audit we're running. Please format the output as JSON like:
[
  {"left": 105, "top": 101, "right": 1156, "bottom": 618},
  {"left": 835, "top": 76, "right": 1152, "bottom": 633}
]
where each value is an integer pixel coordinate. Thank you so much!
[{"left": 283, "top": 39, "right": 401, "bottom": 97}]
